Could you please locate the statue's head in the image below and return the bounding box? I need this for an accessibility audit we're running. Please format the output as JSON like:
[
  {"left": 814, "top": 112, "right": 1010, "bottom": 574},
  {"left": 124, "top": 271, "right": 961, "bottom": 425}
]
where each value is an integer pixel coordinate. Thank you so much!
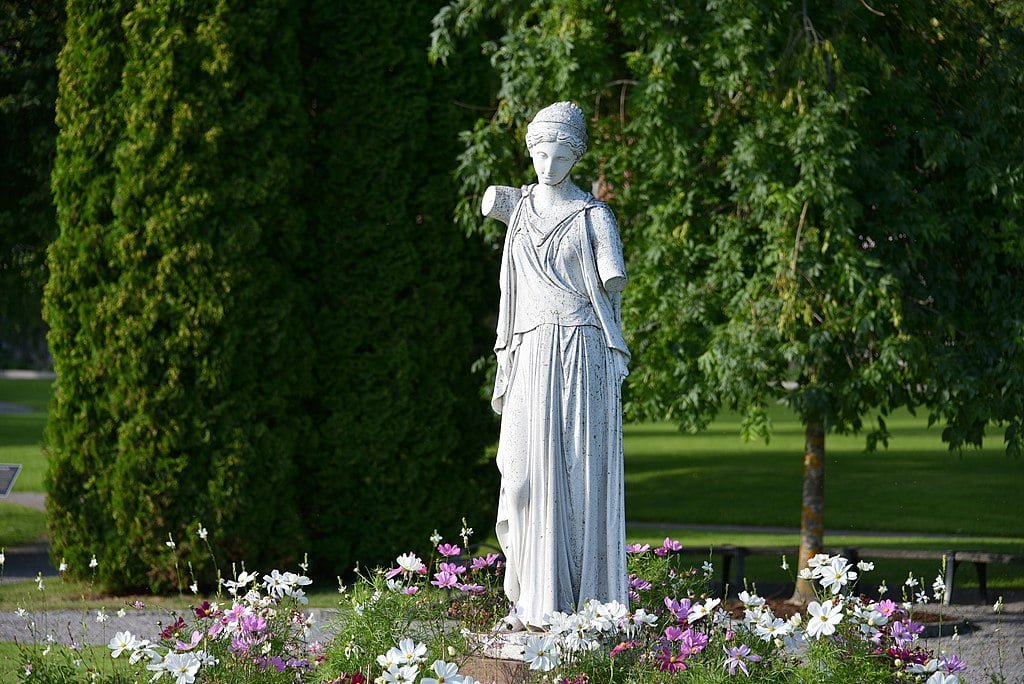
[{"left": 526, "top": 101, "right": 588, "bottom": 160}]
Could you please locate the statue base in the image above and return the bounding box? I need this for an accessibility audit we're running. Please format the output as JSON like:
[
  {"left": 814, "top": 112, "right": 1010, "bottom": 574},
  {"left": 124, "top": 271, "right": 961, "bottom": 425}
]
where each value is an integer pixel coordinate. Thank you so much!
[{"left": 460, "top": 631, "right": 531, "bottom": 684}]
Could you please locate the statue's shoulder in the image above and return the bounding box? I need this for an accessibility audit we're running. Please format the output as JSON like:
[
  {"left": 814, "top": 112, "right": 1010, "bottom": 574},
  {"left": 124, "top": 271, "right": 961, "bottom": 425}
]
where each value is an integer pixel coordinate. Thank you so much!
[{"left": 583, "top": 197, "right": 618, "bottom": 229}]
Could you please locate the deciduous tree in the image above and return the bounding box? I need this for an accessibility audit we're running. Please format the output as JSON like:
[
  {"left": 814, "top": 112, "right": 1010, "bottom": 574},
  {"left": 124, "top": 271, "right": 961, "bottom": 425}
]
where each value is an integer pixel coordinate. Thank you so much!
[{"left": 432, "top": 0, "right": 1024, "bottom": 602}]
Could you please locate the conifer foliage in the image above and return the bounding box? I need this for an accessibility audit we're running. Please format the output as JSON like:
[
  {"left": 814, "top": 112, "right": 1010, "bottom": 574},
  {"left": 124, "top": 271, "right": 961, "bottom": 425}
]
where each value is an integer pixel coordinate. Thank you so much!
[{"left": 46, "top": 0, "right": 495, "bottom": 591}]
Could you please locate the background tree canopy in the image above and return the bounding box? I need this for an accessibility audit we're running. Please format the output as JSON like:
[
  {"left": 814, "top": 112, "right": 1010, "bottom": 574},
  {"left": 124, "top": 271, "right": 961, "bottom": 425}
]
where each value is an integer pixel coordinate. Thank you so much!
[
  {"left": 431, "top": 0, "right": 1024, "bottom": 597},
  {"left": 0, "top": 1, "right": 62, "bottom": 367}
]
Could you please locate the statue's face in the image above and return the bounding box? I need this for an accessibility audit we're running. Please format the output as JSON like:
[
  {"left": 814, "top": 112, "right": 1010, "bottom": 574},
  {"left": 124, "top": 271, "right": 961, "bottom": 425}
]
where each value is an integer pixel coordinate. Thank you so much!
[{"left": 530, "top": 140, "right": 576, "bottom": 186}]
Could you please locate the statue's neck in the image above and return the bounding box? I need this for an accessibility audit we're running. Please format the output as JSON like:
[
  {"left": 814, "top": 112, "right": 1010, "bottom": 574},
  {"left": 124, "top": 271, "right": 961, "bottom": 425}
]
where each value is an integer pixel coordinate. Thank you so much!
[{"left": 532, "top": 177, "right": 582, "bottom": 207}]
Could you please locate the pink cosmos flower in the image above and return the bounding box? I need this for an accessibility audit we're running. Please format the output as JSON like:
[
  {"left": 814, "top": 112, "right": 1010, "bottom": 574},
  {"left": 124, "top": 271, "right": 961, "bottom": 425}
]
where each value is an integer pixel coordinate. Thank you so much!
[
  {"left": 940, "top": 654, "right": 966, "bottom": 673},
  {"left": 439, "top": 561, "right": 467, "bottom": 576},
  {"left": 664, "top": 625, "right": 686, "bottom": 641},
  {"left": 402, "top": 586, "right": 419, "bottom": 595},
  {"left": 678, "top": 629, "right": 709, "bottom": 656},
  {"left": 609, "top": 641, "right": 641, "bottom": 658},
  {"left": 723, "top": 644, "right": 762, "bottom": 676},
  {"left": 656, "top": 644, "right": 690, "bottom": 672},
  {"left": 470, "top": 553, "right": 501, "bottom": 570},
  {"left": 241, "top": 614, "right": 267, "bottom": 634},
  {"left": 437, "top": 544, "right": 461, "bottom": 557},
  {"left": 626, "top": 543, "right": 651, "bottom": 554},
  {"left": 629, "top": 576, "right": 652, "bottom": 591},
  {"left": 655, "top": 537, "right": 684, "bottom": 556},
  {"left": 664, "top": 597, "right": 692, "bottom": 623},
  {"left": 174, "top": 630, "right": 202, "bottom": 651},
  {"left": 431, "top": 570, "right": 459, "bottom": 588},
  {"left": 876, "top": 599, "right": 898, "bottom": 617}
]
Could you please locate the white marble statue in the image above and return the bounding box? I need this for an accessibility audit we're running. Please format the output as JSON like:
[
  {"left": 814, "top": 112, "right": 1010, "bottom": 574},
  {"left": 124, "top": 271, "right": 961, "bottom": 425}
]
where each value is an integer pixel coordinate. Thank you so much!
[{"left": 481, "top": 101, "right": 630, "bottom": 631}]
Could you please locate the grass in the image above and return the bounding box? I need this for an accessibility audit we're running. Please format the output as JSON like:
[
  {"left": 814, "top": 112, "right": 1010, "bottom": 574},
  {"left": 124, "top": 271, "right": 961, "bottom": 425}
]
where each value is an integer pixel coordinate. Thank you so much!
[
  {"left": 0, "top": 501, "right": 47, "bottom": 548},
  {"left": 0, "top": 641, "right": 120, "bottom": 682},
  {"left": 0, "top": 378, "right": 50, "bottom": 493},
  {"left": 1, "top": 378, "right": 1021, "bottom": 597},
  {"left": 624, "top": 414, "right": 1024, "bottom": 537}
]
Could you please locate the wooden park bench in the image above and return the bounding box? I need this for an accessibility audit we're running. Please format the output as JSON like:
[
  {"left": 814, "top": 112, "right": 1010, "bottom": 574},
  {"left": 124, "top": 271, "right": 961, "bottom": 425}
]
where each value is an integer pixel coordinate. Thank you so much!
[{"left": 675, "top": 545, "right": 1024, "bottom": 605}]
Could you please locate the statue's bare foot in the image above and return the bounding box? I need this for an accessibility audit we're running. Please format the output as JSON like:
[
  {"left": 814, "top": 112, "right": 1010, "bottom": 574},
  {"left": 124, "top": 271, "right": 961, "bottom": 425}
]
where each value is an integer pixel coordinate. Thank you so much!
[{"left": 493, "top": 614, "right": 526, "bottom": 632}]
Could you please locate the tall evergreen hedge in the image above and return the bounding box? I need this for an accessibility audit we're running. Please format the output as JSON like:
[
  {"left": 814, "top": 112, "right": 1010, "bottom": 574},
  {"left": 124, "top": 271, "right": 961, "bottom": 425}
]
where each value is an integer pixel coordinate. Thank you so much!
[
  {"left": 46, "top": 0, "right": 133, "bottom": 587},
  {"left": 46, "top": 0, "right": 497, "bottom": 590},
  {"left": 48, "top": 0, "right": 312, "bottom": 591},
  {"left": 298, "top": 0, "right": 497, "bottom": 573}
]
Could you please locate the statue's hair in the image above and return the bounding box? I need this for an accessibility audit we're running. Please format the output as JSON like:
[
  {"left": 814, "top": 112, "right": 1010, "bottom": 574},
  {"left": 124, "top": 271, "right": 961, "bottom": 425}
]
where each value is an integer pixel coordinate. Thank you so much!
[
  {"left": 525, "top": 127, "right": 587, "bottom": 161},
  {"left": 525, "top": 101, "right": 588, "bottom": 161}
]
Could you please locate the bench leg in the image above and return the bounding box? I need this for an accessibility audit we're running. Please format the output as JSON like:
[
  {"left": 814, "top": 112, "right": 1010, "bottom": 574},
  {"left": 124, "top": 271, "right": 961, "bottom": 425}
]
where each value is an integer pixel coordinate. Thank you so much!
[
  {"left": 721, "top": 554, "right": 732, "bottom": 595},
  {"left": 974, "top": 562, "right": 988, "bottom": 604},
  {"left": 942, "top": 555, "right": 956, "bottom": 606},
  {"left": 733, "top": 551, "right": 746, "bottom": 596}
]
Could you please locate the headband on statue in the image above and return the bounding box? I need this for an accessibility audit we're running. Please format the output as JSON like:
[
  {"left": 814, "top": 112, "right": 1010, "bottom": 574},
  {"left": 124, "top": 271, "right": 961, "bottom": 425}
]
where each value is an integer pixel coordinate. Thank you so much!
[{"left": 527, "top": 101, "right": 588, "bottom": 148}]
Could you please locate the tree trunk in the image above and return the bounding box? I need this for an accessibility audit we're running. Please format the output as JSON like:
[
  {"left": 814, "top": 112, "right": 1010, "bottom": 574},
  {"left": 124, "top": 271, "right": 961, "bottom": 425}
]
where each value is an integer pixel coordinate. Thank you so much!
[{"left": 789, "top": 420, "right": 825, "bottom": 604}]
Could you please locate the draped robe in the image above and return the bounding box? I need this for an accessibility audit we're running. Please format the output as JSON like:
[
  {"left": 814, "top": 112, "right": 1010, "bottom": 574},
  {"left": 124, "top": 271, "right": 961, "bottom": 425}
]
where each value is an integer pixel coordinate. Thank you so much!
[{"left": 491, "top": 184, "right": 629, "bottom": 627}]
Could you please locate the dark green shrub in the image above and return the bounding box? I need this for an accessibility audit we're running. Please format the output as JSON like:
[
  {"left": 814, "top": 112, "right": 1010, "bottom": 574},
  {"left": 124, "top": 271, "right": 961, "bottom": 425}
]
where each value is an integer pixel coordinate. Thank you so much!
[
  {"left": 46, "top": 0, "right": 497, "bottom": 591},
  {"left": 297, "top": 0, "right": 497, "bottom": 574},
  {"left": 47, "top": 0, "right": 312, "bottom": 592}
]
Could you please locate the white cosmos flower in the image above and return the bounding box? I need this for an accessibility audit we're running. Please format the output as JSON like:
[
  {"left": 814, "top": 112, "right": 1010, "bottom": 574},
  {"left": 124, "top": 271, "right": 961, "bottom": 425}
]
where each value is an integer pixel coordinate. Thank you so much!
[
  {"left": 932, "top": 575, "right": 947, "bottom": 601},
  {"left": 856, "top": 560, "right": 875, "bottom": 572},
  {"left": 397, "top": 638, "right": 428, "bottom": 665},
  {"left": 263, "top": 570, "right": 288, "bottom": 596},
  {"left": 806, "top": 553, "right": 834, "bottom": 570},
  {"left": 523, "top": 634, "right": 560, "bottom": 671},
  {"left": 197, "top": 525, "right": 208, "bottom": 541},
  {"left": 905, "top": 572, "right": 919, "bottom": 588},
  {"left": 162, "top": 652, "right": 200, "bottom": 684},
  {"left": 396, "top": 553, "right": 425, "bottom": 574},
  {"left": 382, "top": 664, "right": 420, "bottom": 684},
  {"left": 805, "top": 600, "right": 843, "bottom": 639},
  {"left": 818, "top": 557, "right": 857, "bottom": 595},
  {"left": 755, "top": 615, "right": 792, "bottom": 641},
  {"left": 797, "top": 568, "right": 814, "bottom": 580},
  {"left": 687, "top": 597, "right": 721, "bottom": 623},
  {"left": 588, "top": 599, "right": 627, "bottom": 632},
  {"left": 128, "top": 639, "right": 156, "bottom": 665},
  {"left": 738, "top": 591, "right": 765, "bottom": 608},
  {"left": 89, "top": 554, "right": 98, "bottom": 569},
  {"left": 926, "top": 674, "right": 959, "bottom": 684},
  {"left": 108, "top": 631, "right": 138, "bottom": 658},
  {"left": 543, "top": 611, "right": 572, "bottom": 634},
  {"left": 421, "top": 659, "right": 461, "bottom": 684},
  {"left": 625, "top": 608, "right": 657, "bottom": 635}
]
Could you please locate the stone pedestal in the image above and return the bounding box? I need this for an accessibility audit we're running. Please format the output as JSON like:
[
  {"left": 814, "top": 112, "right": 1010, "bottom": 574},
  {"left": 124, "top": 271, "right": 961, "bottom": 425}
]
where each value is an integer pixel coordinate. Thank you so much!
[{"left": 459, "top": 632, "right": 531, "bottom": 684}]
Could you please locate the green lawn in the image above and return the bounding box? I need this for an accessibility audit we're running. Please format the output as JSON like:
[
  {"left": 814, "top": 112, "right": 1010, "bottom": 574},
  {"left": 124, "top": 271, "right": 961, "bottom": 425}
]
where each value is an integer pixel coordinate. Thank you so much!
[
  {"left": 2, "top": 378, "right": 1022, "bottom": 595},
  {"left": 0, "top": 501, "right": 47, "bottom": 548},
  {"left": 0, "top": 378, "right": 50, "bottom": 494},
  {"left": 0, "top": 641, "right": 121, "bottom": 682},
  {"left": 624, "top": 414, "right": 1023, "bottom": 537}
]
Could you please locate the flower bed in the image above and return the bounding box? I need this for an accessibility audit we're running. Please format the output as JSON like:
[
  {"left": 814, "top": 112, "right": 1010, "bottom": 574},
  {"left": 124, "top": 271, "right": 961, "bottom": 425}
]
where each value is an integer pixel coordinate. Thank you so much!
[{"left": 10, "top": 524, "right": 974, "bottom": 683}]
